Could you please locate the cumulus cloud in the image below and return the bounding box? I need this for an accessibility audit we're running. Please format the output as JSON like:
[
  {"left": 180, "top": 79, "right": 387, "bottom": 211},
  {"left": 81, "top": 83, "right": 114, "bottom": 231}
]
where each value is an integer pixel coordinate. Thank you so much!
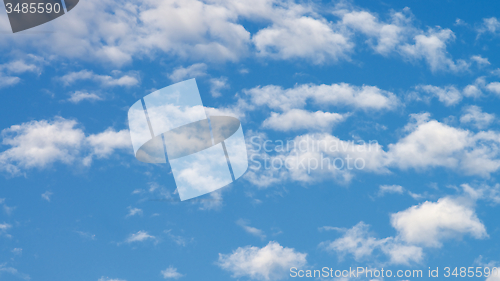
[
  {"left": 244, "top": 82, "right": 399, "bottom": 112},
  {"left": 247, "top": 112, "right": 500, "bottom": 187},
  {"left": 391, "top": 197, "right": 488, "bottom": 247},
  {"left": 400, "top": 28, "right": 468, "bottom": 72},
  {"left": 387, "top": 113, "right": 500, "bottom": 177},
  {"left": 476, "top": 17, "right": 500, "bottom": 37},
  {"left": 262, "top": 109, "right": 346, "bottom": 131},
  {"left": 0, "top": 57, "right": 43, "bottom": 87},
  {"left": 339, "top": 9, "right": 413, "bottom": 55},
  {"left": 416, "top": 85, "right": 462, "bottom": 106},
  {"left": 59, "top": 70, "right": 139, "bottom": 87},
  {"left": 319, "top": 222, "right": 423, "bottom": 265},
  {"left": 253, "top": 15, "right": 352, "bottom": 63},
  {"left": 209, "top": 77, "right": 229, "bottom": 98},
  {"left": 0, "top": 0, "right": 253, "bottom": 65},
  {"left": 125, "top": 231, "right": 156, "bottom": 243},
  {"left": 217, "top": 241, "right": 307, "bottom": 280},
  {"left": 67, "top": 91, "right": 103, "bottom": 103},
  {"left": 460, "top": 105, "right": 495, "bottom": 129},
  {"left": 126, "top": 207, "right": 143, "bottom": 217},
  {"left": 0, "top": 117, "right": 130, "bottom": 175},
  {"left": 168, "top": 63, "right": 207, "bottom": 82},
  {"left": 161, "top": 266, "right": 183, "bottom": 279}
]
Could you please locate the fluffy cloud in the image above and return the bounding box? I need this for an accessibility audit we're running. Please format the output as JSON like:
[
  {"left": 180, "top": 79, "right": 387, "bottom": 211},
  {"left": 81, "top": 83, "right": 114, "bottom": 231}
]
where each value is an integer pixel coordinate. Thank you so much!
[
  {"left": 125, "top": 230, "right": 156, "bottom": 243},
  {"left": 244, "top": 82, "right": 399, "bottom": 112},
  {"left": 218, "top": 241, "right": 307, "bottom": 280},
  {"left": 460, "top": 105, "right": 495, "bottom": 129},
  {"left": 477, "top": 17, "right": 500, "bottom": 37},
  {"left": 0, "top": 0, "right": 252, "bottom": 65},
  {"left": 339, "top": 9, "right": 412, "bottom": 55},
  {"left": 400, "top": 28, "right": 468, "bottom": 72},
  {"left": 391, "top": 197, "right": 487, "bottom": 247},
  {"left": 168, "top": 63, "right": 207, "bottom": 82},
  {"left": 0, "top": 117, "right": 130, "bottom": 175},
  {"left": 209, "top": 76, "right": 229, "bottom": 97},
  {"left": 320, "top": 222, "right": 423, "bottom": 265},
  {"left": 161, "top": 266, "right": 183, "bottom": 279},
  {"left": 59, "top": 70, "right": 139, "bottom": 87},
  {"left": 126, "top": 207, "right": 143, "bottom": 217},
  {"left": 0, "top": 57, "right": 43, "bottom": 87},
  {"left": 262, "top": 110, "right": 346, "bottom": 131},
  {"left": 247, "top": 112, "right": 500, "bottom": 188},
  {"left": 253, "top": 16, "right": 352, "bottom": 63},
  {"left": 416, "top": 85, "right": 462, "bottom": 106},
  {"left": 387, "top": 113, "right": 500, "bottom": 177},
  {"left": 68, "top": 91, "right": 103, "bottom": 103},
  {"left": 471, "top": 55, "right": 490, "bottom": 67}
]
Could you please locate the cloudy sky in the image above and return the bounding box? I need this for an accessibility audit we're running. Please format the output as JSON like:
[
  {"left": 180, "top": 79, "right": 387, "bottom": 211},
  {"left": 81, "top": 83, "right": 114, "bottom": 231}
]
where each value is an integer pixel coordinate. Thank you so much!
[{"left": 1, "top": 0, "right": 500, "bottom": 280}]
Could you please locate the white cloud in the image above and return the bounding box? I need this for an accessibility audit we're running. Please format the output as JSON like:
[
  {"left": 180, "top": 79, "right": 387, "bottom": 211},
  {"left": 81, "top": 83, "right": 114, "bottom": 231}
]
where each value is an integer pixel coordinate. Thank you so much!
[
  {"left": 471, "top": 55, "right": 490, "bottom": 67},
  {"left": 0, "top": 0, "right": 253, "bottom": 65},
  {"left": 41, "top": 191, "right": 53, "bottom": 202},
  {"left": 400, "top": 28, "right": 468, "bottom": 72},
  {"left": 378, "top": 184, "right": 405, "bottom": 196},
  {"left": 387, "top": 113, "right": 500, "bottom": 177},
  {"left": 236, "top": 219, "right": 266, "bottom": 239},
  {"left": 59, "top": 70, "right": 139, "bottom": 87},
  {"left": 0, "top": 263, "right": 30, "bottom": 280},
  {"left": 262, "top": 109, "right": 346, "bottom": 131},
  {"left": 0, "top": 117, "right": 130, "bottom": 176},
  {"left": 0, "top": 117, "right": 86, "bottom": 175},
  {"left": 486, "top": 82, "right": 500, "bottom": 95},
  {"left": 86, "top": 128, "right": 131, "bottom": 159},
  {"left": 460, "top": 105, "right": 495, "bottom": 129},
  {"left": 168, "top": 63, "right": 207, "bottom": 82},
  {"left": 339, "top": 9, "right": 412, "bottom": 55},
  {"left": 11, "top": 248, "right": 22, "bottom": 256},
  {"left": 247, "top": 112, "right": 500, "bottom": 188},
  {"left": 0, "top": 223, "right": 12, "bottom": 237},
  {"left": 161, "top": 266, "right": 183, "bottom": 279},
  {"left": 97, "top": 277, "right": 126, "bottom": 281},
  {"left": 217, "top": 241, "right": 307, "bottom": 280},
  {"left": 0, "top": 57, "right": 43, "bottom": 88},
  {"left": 209, "top": 77, "right": 229, "bottom": 97},
  {"left": 126, "top": 207, "right": 143, "bottom": 217},
  {"left": 68, "top": 91, "right": 103, "bottom": 103},
  {"left": 125, "top": 230, "right": 156, "bottom": 243},
  {"left": 477, "top": 17, "right": 500, "bottom": 37},
  {"left": 0, "top": 74, "right": 20, "bottom": 88},
  {"left": 244, "top": 83, "right": 399, "bottom": 112},
  {"left": 253, "top": 15, "right": 352, "bottom": 64},
  {"left": 164, "top": 230, "right": 191, "bottom": 247},
  {"left": 417, "top": 85, "right": 462, "bottom": 106},
  {"left": 319, "top": 222, "right": 423, "bottom": 265},
  {"left": 391, "top": 197, "right": 487, "bottom": 247}
]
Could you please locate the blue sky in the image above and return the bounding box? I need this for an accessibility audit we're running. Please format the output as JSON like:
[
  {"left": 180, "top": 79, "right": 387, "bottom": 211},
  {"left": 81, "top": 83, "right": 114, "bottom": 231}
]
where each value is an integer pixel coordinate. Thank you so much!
[{"left": 1, "top": 0, "right": 500, "bottom": 280}]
